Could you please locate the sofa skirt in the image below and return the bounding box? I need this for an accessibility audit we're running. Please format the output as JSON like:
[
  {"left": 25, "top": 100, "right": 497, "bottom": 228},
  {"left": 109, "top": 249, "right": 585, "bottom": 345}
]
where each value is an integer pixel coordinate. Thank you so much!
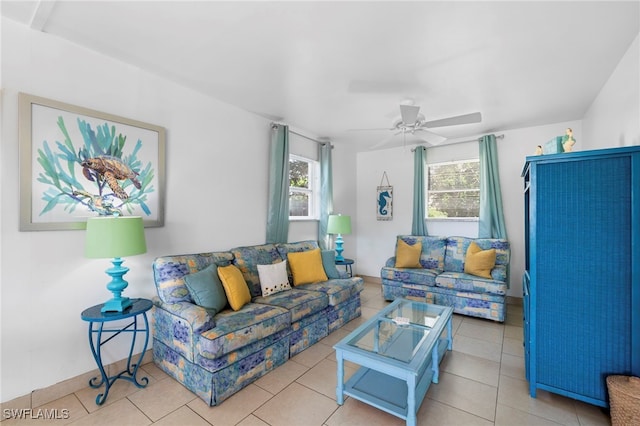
[
  {"left": 327, "top": 294, "right": 362, "bottom": 332},
  {"left": 381, "top": 279, "right": 434, "bottom": 301},
  {"left": 425, "top": 287, "right": 505, "bottom": 322},
  {"left": 289, "top": 310, "right": 329, "bottom": 356},
  {"left": 153, "top": 334, "right": 290, "bottom": 405}
]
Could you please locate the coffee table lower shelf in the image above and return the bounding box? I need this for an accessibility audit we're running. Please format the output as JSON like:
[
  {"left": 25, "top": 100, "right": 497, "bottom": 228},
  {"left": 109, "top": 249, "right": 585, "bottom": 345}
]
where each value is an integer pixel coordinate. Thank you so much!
[{"left": 342, "top": 338, "right": 449, "bottom": 424}]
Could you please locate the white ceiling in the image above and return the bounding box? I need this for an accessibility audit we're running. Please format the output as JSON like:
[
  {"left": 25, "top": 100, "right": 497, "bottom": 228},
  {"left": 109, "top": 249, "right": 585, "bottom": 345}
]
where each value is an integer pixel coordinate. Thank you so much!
[{"left": 2, "top": 1, "right": 639, "bottom": 150}]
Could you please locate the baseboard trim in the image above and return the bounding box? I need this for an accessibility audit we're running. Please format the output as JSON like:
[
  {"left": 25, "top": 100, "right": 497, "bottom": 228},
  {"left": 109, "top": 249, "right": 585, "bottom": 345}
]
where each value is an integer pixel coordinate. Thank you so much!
[{"left": 359, "top": 275, "right": 381, "bottom": 284}]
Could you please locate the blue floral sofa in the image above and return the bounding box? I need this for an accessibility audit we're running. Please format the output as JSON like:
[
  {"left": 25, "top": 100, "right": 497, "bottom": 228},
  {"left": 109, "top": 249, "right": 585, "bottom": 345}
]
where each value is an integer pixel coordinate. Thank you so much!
[
  {"left": 151, "top": 240, "right": 364, "bottom": 405},
  {"left": 380, "top": 235, "right": 510, "bottom": 322}
]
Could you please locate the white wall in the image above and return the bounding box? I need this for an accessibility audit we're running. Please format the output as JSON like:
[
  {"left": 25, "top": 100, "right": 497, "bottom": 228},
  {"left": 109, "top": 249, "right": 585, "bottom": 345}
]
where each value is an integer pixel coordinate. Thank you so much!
[
  {"left": 355, "top": 120, "right": 582, "bottom": 298},
  {"left": 0, "top": 19, "right": 358, "bottom": 402},
  {"left": 583, "top": 34, "right": 640, "bottom": 150},
  {"left": 353, "top": 33, "right": 640, "bottom": 298}
]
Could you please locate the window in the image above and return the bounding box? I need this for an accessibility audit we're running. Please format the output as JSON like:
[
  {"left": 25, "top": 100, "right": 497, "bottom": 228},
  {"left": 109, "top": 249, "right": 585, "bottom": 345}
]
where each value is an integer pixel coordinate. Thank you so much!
[
  {"left": 289, "top": 154, "right": 319, "bottom": 220},
  {"left": 427, "top": 160, "right": 480, "bottom": 219}
]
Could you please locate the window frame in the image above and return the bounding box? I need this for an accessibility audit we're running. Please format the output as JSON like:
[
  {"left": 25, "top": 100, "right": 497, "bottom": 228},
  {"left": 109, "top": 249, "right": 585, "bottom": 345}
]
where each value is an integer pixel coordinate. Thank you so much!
[
  {"left": 426, "top": 159, "right": 480, "bottom": 220},
  {"left": 288, "top": 154, "right": 320, "bottom": 221}
]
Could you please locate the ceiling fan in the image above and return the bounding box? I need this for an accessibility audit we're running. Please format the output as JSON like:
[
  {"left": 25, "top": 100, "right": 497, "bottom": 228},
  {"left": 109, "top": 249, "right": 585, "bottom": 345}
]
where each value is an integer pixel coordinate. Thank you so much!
[{"left": 358, "top": 103, "right": 482, "bottom": 147}]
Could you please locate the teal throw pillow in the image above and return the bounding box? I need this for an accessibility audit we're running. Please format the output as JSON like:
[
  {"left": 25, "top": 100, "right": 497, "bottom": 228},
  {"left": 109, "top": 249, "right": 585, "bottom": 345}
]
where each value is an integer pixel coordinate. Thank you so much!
[
  {"left": 321, "top": 250, "right": 342, "bottom": 279},
  {"left": 184, "top": 264, "right": 228, "bottom": 314}
]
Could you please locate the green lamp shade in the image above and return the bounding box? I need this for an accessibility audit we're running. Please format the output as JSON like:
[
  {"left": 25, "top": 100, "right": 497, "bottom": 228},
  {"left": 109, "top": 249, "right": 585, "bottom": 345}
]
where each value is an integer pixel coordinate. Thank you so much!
[
  {"left": 85, "top": 216, "right": 147, "bottom": 259},
  {"left": 327, "top": 214, "right": 351, "bottom": 235}
]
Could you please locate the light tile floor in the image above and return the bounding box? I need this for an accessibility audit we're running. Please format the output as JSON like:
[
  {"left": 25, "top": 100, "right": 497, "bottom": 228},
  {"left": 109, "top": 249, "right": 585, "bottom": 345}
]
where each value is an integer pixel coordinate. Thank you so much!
[{"left": 2, "top": 280, "right": 612, "bottom": 425}]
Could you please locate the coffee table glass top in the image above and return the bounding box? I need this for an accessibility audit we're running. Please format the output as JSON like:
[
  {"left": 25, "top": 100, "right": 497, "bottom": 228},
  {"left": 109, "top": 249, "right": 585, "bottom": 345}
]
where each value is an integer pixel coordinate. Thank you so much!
[{"left": 345, "top": 299, "right": 451, "bottom": 364}]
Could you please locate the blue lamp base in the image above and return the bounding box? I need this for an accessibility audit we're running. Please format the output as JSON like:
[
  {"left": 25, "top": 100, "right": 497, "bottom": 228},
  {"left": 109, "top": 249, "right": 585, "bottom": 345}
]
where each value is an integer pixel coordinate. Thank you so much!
[
  {"left": 335, "top": 234, "right": 346, "bottom": 262},
  {"left": 101, "top": 257, "right": 133, "bottom": 313}
]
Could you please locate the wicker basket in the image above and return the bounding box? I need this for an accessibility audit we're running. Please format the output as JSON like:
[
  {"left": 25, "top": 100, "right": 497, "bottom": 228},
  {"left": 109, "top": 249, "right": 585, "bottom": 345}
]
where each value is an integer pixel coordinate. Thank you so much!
[{"left": 607, "top": 375, "right": 640, "bottom": 426}]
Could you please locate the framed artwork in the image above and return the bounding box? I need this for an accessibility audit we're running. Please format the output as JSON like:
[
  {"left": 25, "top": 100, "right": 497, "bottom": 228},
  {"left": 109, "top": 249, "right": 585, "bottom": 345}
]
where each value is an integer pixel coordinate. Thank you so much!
[
  {"left": 19, "top": 93, "right": 166, "bottom": 231},
  {"left": 377, "top": 172, "right": 393, "bottom": 221}
]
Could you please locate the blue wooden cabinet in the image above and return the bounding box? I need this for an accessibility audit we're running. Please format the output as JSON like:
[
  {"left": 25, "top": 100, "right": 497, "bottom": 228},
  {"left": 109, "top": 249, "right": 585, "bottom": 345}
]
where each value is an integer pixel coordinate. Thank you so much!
[{"left": 522, "top": 146, "right": 640, "bottom": 407}]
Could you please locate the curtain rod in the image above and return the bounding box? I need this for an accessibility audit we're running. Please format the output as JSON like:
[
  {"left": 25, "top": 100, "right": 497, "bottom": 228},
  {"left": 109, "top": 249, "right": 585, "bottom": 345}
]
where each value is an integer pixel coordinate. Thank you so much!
[
  {"left": 411, "top": 134, "right": 504, "bottom": 151},
  {"left": 271, "top": 122, "right": 332, "bottom": 146}
]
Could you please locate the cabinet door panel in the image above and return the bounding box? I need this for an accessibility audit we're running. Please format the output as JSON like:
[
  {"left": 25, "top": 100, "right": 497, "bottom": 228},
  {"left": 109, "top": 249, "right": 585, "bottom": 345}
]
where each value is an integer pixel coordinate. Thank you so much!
[{"left": 534, "top": 156, "right": 632, "bottom": 402}]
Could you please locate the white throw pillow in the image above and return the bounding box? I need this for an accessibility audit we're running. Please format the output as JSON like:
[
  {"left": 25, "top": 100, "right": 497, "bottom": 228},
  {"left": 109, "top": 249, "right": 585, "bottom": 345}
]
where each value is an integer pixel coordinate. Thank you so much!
[{"left": 257, "top": 260, "right": 291, "bottom": 297}]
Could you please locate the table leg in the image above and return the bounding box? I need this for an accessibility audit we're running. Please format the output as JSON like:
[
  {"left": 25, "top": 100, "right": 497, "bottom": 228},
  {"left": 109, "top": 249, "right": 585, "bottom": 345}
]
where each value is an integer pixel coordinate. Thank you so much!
[
  {"left": 336, "top": 351, "right": 344, "bottom": 405},
  {"left": 407, "top": 375, "right": 417, "bottom": 426},
  {"left": 87, "top": 323, "right": 112, "bottom": 405},
  {"left": 122, "top": 314, "right": 150, "bottom": 388},
  {"left": 446, "top": 316, "right": 453, "bottom": 350},
  {"left": 431, "top": 344, "right": 440, "bottom": 384}
]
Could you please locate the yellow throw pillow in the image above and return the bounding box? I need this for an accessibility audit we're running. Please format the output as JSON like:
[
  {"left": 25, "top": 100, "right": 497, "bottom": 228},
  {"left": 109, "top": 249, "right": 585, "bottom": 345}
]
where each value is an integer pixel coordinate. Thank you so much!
[
  {"left": 464, "top": 242, "right": 496, "bottom": 279},
  {"left": 287, "top": 248, "right": 328, "bottom": 286},
  {"left": 394, "top": 239, "right": 422, "bottom": 268},
  {"left": 217, "top": 264, "right": 252, "bottom": 311}
]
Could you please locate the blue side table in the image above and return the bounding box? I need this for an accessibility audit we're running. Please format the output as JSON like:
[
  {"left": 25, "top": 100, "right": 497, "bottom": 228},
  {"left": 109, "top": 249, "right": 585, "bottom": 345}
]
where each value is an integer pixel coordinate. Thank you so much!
[
  {"left": 335, "top": 258, "right": 354, "bottom": 277},
  {"left": 80, "top": 298, "right": 152, "bottom": 405}
]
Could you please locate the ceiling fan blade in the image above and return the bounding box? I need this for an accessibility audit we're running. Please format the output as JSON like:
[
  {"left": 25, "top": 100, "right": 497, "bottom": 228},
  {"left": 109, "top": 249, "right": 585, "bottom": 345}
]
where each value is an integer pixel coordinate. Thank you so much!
[
  {"left": 414, "top": 128, "right": 447, "bottom": 145},
  {"left": 424, "top": 112, "right": 482, "bottom": 128},
  {"left": 346, "top": 127, "right": 394, "bottom": 132},
  {"left": 400, "top": 104, "right": 420, "bottom": 125}
]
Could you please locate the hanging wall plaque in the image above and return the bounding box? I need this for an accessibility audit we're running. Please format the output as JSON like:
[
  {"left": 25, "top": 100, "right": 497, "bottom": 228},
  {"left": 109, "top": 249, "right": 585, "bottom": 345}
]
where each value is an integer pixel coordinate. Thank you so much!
[{"left": 377, "top": 172, "right": 393, "bottom": 221}]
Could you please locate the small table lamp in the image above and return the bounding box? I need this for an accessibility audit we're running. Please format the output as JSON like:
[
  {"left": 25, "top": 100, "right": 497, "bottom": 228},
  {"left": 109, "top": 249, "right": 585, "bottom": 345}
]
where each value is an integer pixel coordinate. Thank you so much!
[
  {"left": 327, "top": 214, "right": 352, "bottom": 262},
  {"left": 85, "top": 216, "right": 147, "bottom": 313}
]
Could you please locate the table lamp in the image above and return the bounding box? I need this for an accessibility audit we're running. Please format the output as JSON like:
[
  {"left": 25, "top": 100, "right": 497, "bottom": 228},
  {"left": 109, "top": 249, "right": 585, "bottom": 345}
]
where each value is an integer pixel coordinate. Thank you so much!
[
  {"left": 327, "top": 214, "right": 351, "bottom": 262},
  {"left": 85, "top": 215, "right": 147, "bottom": 313}
]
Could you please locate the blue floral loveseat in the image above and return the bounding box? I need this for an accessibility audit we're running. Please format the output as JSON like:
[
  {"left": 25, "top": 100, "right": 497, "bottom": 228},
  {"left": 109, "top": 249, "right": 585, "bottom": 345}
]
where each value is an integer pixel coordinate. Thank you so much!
[
  {"left": 151, "top": 240, "right": 364, "bottom": 405},
  {"left": 381, "top": 235, "right": 510, "bottom": 322}
]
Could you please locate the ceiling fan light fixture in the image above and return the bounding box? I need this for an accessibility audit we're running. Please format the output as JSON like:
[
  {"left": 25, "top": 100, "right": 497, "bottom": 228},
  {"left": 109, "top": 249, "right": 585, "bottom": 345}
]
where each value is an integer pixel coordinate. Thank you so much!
[{"left": 399, "top": 104, "right": 420, "bottom": 125}]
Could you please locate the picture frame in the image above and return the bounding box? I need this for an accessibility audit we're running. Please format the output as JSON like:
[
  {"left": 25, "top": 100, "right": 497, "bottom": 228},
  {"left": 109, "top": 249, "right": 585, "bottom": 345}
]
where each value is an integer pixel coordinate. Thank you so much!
[
  {"left": 377, "top": 185, "right": 393, "bottom": 221},
  {"left": 19, "top": 93, "right": 166, "bottom": 231}
]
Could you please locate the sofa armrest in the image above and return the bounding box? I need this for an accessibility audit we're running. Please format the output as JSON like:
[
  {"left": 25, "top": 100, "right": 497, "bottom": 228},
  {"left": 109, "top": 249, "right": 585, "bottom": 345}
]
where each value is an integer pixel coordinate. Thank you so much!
[
  {"left": 491, "top": 264, "right": 508, "bottom": 283},
  {"left": 384, "top": 257, "right": 396, "bottom": 268},
  {"left": 152, "top": 297, "right": 216, "bottom": 362}
]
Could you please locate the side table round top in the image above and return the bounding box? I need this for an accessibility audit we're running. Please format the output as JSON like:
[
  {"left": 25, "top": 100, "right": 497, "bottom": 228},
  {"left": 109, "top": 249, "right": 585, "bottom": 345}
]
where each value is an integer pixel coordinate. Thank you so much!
[
  {"left": 335, "top": 258, "right": 354, "bottom": 265},
  {"left": 81, "top": 298, "right": 153, "bottom": 322}
]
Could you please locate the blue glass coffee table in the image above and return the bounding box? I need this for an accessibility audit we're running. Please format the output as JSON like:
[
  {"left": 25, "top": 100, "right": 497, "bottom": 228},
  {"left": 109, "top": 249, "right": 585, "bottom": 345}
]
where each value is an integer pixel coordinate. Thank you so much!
[{"left": 334, "top": 298, "right": 453, "bottom": 426}]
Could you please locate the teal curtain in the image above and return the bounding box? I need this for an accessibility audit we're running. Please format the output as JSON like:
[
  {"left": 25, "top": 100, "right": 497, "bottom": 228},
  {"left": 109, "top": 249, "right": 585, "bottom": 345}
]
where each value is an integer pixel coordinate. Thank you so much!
[
  {"left": 266, "top": 124, "right": 290, "bottom": 243},
  {"left": 318, "top": 142, "right": 334, "bottom": 250},
  {"left": 478, "top": 134, "right": 507, "bottom": 239},
  {"left": 412, "top": 146, "right": 428, "bottom": 236}
]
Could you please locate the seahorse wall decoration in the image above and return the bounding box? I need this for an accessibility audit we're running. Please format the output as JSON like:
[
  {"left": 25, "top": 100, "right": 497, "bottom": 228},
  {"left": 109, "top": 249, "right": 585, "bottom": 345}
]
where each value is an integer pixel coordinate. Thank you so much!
[{"left": 378, "top": 190, "right": 392, "bottom": 215}]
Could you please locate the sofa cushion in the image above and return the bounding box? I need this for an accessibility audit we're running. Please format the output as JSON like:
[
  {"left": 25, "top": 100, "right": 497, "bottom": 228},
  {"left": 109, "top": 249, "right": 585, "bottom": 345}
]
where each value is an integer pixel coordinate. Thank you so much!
[
  {"left": 287, "top": 248, "right": 328, "bottom": 286},
  {"left": 184, "top": 264, "right": 228, "bottom": 314},
  {"left": 197, "top": 303, "right": 291, "bottom": 360},
  {"left": 464, "top": 242, "right": 496, "bottom": 279},
  {"left": 380, "top": 266, "right": 439, "bottom": 287},
  {"left": 275, "top": 240, "right": 320, "bottom": 258},
  {"left": 395, "top": 239, "right": 422, "bottom": 268},
  {"left": 231, "top": 244, "right": 282, "bottom": 297},
  {"left": 445, "top": 237, "right": 510, "bottom": 275},
  {"left": 395, "top": 235, "right": 447, "bottom": 270},
  {"left": 296, "top": 278, "right": 364, "bottom": 306},
  {"left": 257, "top": 260, "right": 291, "bottom": 296},
  {"left": 275, "top": 240, "right": 320, "bottom": 280},
  {"left": 435, "top": 271, "right": 507, "bottom": 296},
  {"left": 218, "top": 265, "right": 252, "bottom": 311},
  {"left": 153, "top": 252, "right": 235, "bottom": 304},
  {"left": 253, "top": 288, "right": 328, "bottom": 322}
]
